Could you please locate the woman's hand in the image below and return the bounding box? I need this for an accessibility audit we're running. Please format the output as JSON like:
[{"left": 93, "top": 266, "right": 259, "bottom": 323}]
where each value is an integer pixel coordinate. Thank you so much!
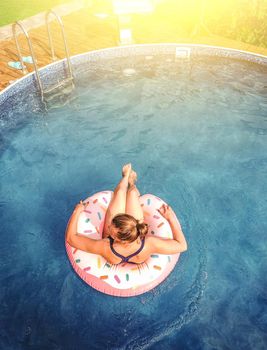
[
  {"left": 157, "top": 203, "right": 175, "bottom": 221},
  {"left": 74, "top": 200, "right": 88, "bottom": 214}
]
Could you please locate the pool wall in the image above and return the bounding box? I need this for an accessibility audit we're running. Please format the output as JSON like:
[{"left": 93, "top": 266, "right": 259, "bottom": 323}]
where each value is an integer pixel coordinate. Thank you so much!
[{"left": 1, "top": 43, "right": 267, "bottom": 107}]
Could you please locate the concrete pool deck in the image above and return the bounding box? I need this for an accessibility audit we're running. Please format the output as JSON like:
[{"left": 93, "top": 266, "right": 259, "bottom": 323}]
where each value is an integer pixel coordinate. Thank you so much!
[{"left": 1, "top": 1, "right": 267, "bottom": 92}]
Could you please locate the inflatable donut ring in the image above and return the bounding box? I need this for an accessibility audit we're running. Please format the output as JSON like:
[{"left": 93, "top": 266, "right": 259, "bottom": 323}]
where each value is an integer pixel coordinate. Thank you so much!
[{"left": 65, "top": 191, "right": 181, "bottom": 297}]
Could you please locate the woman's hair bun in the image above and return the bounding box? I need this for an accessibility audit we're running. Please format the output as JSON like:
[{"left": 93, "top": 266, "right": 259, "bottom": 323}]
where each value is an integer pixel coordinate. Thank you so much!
[{"left": 136, "top": 221, "right": 148, "bottom": 239}]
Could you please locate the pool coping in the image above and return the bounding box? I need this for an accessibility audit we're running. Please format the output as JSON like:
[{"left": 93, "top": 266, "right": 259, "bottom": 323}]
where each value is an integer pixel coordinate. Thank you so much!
[{"left": 1, "top": 43, "right": 267, "bottom": 105}]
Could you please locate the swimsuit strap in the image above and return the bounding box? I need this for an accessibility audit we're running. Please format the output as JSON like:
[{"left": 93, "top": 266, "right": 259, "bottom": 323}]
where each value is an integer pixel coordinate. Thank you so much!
[
  {"left": 124, "top": 238, "right": 145, "bottom": 260},
  {"left": 108, "top": 235, "right": 145, "bottom": 263},
  {"left": 108, "top": 236, "right": 125, "bottom": 260}
]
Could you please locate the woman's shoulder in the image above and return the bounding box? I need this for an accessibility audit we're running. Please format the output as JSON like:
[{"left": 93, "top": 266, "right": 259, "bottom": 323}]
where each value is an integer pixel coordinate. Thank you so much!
[
  {"left": 101, "top": 237, "right": 111, "bottom": 246},
  {"left": 144, "top": 236, "right": 174, "bottom": 253},
  {"left": 145, "top": 235, "right": 160, "bottom": 245},
  {"left": 141, "top": 236, "right": 158, "bottom": 254}
]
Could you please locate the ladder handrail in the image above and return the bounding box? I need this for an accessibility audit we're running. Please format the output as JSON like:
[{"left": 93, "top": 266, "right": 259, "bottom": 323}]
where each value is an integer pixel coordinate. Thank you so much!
[
  {"left": 12, "top": 12, "right": 74, "bottom": 104},
  {"left": 45, "top": 9, "right": 73, "bottom": 78},
  {"left": 12, "top": 21, "right": 44, "bottom": 94}
]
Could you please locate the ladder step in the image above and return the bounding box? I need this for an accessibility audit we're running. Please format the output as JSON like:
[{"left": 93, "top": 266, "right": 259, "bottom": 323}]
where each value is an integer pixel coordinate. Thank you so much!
[{"left": 43, "top": 77, "right": 73, "bottom": 95}]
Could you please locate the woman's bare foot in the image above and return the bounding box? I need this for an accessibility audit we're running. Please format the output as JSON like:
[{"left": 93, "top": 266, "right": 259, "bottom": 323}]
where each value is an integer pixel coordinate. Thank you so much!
[
  {"left": 128, "top": 170, "right": 137, "bottom": 187},
  {"left": 122, "top": 163, "right": 132, "bottom": 178}
]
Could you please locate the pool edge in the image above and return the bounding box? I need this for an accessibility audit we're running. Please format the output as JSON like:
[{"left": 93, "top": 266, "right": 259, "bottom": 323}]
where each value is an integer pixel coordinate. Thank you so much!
[{"left": 0, "top": 43, "right": 267, "bottom": 104}]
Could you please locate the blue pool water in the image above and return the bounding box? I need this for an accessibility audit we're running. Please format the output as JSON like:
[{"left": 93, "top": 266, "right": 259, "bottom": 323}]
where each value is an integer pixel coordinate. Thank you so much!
[{"left": 0, "top": 51, "right": 267, "bottom": 349}]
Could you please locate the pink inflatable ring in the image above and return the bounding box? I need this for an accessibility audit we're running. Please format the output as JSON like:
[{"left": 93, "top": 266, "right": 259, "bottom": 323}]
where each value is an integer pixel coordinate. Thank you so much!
[{"left": 65, "top": 191, "right": 181, "bottom": 297}]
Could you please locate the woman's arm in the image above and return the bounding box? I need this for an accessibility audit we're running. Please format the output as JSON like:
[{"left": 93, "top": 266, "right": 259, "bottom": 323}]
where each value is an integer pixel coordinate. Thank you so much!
[
  {"left": 167, "top": 215, "right": 187, "bottom": 251},
  {"left": 151, "top": 204, "right": 187, "bottom": 254},
  {"left": 66, "top": 201, "right": 104, "bottom": 255}
]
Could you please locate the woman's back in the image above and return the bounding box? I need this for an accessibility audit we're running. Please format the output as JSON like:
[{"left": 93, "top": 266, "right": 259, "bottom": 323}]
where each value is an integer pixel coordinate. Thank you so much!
[
  {"left": 102, "top": 234, "right": 186, "bottom": 265},
  {"left": 102, "top": 236, "right": 155, "bottom": 265}
]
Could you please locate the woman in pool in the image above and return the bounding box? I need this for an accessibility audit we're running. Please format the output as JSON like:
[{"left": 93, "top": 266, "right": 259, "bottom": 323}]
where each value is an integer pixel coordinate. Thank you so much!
[{"left": 66, "top": 163, "right": 187, "bottom": 265}]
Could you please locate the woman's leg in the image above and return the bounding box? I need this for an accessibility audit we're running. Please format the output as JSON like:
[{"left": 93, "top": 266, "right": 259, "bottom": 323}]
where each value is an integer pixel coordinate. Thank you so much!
[
  {"left": 103, "top": 164, "right": 131, "bottom": 236},
  {"left": 125, "top": 171, "right": 144, "bottom": 223}
]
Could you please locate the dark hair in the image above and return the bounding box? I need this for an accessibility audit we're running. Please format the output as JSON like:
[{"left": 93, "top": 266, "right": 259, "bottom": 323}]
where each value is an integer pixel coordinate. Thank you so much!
[{"left": 111, "top": 213, "right": 148, "bottom": 243}]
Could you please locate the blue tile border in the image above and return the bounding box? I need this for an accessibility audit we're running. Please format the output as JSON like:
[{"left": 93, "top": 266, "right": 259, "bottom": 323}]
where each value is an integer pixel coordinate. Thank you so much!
[{"left": 0, "top": 43, "right": 267, "bottom": 106}]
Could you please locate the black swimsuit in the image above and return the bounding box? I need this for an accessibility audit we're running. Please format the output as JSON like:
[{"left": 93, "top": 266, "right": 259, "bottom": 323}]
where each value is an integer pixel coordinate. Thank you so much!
[{"left": 108, "top": 235, "right": 145, "bottom": 264}]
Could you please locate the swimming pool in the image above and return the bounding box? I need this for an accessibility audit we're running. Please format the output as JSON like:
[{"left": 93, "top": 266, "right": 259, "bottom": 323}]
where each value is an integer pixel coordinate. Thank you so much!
[{"left": 0, "top": 44, "right": 266, "bottom": 349}]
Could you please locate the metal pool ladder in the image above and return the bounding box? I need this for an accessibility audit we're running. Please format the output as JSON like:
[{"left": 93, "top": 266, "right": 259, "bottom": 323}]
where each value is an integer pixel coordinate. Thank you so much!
[{"left": 12, "top": 10, "right": 74, "bottom": 103}]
